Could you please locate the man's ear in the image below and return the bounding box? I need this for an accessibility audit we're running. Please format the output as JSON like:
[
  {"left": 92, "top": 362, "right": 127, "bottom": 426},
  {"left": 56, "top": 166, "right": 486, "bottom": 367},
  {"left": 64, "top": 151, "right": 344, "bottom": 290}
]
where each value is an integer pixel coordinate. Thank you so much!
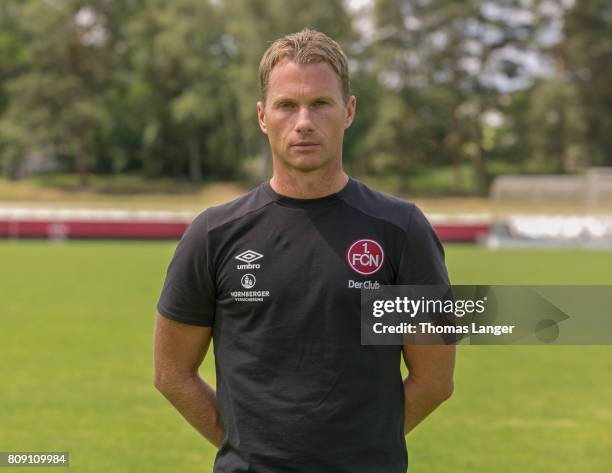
[
  {"left": 257, "top": 101, "right": 267, "bottom": 134},
  {"left": 344, "top": 95, "right": 357, "bottom": 129}
]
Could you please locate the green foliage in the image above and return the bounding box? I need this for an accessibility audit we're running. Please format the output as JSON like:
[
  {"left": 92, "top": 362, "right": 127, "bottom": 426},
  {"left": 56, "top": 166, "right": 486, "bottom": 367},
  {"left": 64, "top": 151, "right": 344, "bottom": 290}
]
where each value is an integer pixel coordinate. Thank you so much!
[
  {"left": 0, "top": 0, "right": 610, "bottom": 194},
  {"left": 526, "top": 78, "right": 587, "bottom": 172},
  {"left": 365, "top": 0, "right": 577, "bottom": 195},
  {"left": 564, "top": 0, "right": 612, "bottom": 166}
]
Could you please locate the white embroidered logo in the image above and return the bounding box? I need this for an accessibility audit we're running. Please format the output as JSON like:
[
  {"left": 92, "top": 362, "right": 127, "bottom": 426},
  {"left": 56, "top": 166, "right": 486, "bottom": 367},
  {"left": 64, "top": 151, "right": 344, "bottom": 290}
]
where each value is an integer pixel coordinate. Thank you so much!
[
  {"left": 235, "top": 250, "right": 264, "bottom": 263},
  {"left": 240, "top": 274, "right": 256, "bottom": 289}
]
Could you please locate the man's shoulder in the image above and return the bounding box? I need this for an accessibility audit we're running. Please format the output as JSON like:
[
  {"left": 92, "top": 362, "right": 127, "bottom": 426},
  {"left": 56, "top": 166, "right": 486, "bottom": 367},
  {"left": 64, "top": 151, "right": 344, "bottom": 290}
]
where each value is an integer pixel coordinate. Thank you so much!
[
  {"left": 189, "top": 183, "right": 273, "bottom": 234},
  {"left": 342, "top": 178, "right": 420, "bottom": 232}
]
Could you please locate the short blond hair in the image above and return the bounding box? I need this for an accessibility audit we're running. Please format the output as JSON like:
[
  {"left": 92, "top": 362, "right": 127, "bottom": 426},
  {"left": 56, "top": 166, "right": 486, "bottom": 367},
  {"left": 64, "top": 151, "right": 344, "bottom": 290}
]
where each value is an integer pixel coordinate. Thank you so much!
[{"left": 258, "top": 29, "right": 350, "bottom": 103}]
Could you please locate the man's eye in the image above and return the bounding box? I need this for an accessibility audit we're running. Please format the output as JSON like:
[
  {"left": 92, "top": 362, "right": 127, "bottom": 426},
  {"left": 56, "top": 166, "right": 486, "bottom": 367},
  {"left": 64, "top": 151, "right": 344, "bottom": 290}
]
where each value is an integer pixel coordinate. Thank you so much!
[
  {"left": 313, "top": 101, "right": 328, "bottom": 107},
  {"left": 279, "top": 102, "right": 295, "bottom": 109}
]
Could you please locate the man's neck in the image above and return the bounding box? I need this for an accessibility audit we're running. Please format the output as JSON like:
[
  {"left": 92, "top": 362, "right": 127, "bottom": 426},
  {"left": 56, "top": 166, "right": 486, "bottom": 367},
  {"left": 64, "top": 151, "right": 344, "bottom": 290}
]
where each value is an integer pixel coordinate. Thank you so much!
[{"left": 269, "top": 168, "right": 349, "bottom": 199}]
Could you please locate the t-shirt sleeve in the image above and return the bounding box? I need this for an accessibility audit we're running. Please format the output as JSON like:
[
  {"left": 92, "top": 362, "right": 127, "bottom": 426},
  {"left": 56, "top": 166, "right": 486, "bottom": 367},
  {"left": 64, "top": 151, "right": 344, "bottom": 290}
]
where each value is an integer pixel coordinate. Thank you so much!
[
  {"left": 157, "top": 211, "right": 216, "bottom": 326},
  {"left": 396, "top": 205, "right": 450, "bottom": 285}
]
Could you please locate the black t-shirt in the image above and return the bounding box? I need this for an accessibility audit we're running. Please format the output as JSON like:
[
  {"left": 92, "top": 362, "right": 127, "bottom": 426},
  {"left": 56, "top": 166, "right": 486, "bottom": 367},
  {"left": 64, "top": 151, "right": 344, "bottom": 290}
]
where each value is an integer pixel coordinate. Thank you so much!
[{"left": 157, "top": 177, "right": 449, "bottom": 473}]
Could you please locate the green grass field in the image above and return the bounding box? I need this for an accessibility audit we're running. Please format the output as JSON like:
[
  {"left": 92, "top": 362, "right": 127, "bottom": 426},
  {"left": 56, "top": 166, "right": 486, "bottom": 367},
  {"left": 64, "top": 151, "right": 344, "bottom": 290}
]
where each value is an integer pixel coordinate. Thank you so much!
[{"left": 1, "top": 242, "right": 611, "bottom": 472}]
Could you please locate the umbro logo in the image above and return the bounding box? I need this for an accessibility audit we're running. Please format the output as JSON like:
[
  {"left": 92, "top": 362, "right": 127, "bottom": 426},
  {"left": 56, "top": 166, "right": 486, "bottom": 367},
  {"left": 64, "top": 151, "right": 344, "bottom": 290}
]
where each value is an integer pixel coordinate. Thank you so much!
[
  {"left": 235, "top": 250, "right": 263, "bottom": 263},
  {"left": 235, "top": 250, "right": 263, "bottom": 270}
]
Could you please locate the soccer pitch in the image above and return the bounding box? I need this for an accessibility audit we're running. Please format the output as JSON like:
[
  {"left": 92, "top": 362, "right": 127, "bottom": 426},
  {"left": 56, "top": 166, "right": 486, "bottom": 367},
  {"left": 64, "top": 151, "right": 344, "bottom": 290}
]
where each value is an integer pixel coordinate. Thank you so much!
[{"left": 1, "top": 242, "right": 611, "bottom": 472}]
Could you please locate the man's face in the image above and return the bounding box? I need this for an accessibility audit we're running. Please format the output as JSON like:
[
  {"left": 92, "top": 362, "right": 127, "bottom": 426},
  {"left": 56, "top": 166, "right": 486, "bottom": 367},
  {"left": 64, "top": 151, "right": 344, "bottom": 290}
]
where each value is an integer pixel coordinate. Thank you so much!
[{"left": 257, "top": 59, "right": 356, "bottom": 174}]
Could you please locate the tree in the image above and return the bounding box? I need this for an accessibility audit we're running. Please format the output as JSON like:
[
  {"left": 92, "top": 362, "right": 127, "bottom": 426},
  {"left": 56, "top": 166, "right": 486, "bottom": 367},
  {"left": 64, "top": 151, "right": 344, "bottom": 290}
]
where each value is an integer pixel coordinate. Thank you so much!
[
  {"left": 123, "top": 0, "right": 238, "bottom": 181},
  {"left": 564, "top": 0, "right": 612, "bottom": 166},
  {"left": 0, "top": 0, "right": 28, "bottom": 178},
  {"left": 0, "top": 0, "right": 113, "bottom": 187},
  {"left": 368, "top": 0, "right": 570, "bottom": 195},
  {"left": 526, "top": 78, "right": 586, "bottom": 173}
]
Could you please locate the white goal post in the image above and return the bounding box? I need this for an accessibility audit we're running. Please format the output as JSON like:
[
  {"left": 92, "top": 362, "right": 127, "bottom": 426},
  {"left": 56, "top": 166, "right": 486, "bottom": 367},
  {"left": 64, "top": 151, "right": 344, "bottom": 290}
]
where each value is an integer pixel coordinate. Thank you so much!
[{"left": 487, "top": 168, "right": 612, "bottom": 248}]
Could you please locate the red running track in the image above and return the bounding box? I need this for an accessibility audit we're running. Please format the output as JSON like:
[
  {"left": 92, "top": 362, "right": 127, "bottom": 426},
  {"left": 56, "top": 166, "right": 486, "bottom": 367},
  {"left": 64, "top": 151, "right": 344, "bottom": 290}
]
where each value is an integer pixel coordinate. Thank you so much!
[{"left": 0, "top": 218, "right": 489, "bottom": 242}]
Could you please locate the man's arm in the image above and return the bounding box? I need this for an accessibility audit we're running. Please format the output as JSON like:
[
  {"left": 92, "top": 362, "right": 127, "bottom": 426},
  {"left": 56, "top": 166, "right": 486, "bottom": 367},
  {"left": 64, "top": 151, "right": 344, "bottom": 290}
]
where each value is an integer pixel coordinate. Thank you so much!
[
  {"left": 402, "top": 344, "right": 455, "bottom": 434},
  {"left": 153, "top": 313, "right": 223, "bottom": 447}
]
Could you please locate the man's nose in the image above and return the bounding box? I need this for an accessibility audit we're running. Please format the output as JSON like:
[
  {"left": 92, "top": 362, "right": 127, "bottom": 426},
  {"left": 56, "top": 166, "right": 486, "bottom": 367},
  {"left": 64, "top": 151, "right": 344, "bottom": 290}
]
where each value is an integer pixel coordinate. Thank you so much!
[{"left": 295, "top": 106, "right": 314, "bottom": 133}]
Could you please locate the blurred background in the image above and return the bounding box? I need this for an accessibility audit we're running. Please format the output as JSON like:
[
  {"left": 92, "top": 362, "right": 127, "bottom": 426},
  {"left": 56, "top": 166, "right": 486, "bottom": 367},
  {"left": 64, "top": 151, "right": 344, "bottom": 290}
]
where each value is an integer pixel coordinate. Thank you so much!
[
  {"left": 0, "top": 1, "right": 611, "bottom": 472},
  {"left": 1, "top": 0, "right": 611, "bottom": 198}
]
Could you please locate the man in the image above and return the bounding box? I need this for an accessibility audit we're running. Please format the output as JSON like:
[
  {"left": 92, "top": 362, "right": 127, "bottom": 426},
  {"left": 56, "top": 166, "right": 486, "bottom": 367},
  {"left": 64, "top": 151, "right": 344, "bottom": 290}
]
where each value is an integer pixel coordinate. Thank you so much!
[{"left": 154, "top": 29, "right": 454, "bottom": 472}]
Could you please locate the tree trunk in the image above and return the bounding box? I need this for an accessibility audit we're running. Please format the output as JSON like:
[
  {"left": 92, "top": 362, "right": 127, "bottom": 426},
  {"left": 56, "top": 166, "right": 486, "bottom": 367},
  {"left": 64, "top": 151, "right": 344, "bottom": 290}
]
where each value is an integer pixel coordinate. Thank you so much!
[
  {"left": 472, "top": 144, "right": 487, "bottom": 196},
  {"left": 397, "top": 152, "right": 410, "bottom": 196},
  {"left": 450, "top": 126, "right": 464, "bottom": 193},
  {"left": 188, "top": 136, "right": 202, "bottom": 182},
  {"left": 76, "top": 136, "right": 88, "bottom": 189}
]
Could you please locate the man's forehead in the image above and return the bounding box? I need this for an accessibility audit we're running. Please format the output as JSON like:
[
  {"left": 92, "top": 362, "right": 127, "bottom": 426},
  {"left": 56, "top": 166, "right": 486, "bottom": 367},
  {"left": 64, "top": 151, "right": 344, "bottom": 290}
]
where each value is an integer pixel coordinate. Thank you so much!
[{"left": 267, "top": 59, "right": 342, "bottom": 99}]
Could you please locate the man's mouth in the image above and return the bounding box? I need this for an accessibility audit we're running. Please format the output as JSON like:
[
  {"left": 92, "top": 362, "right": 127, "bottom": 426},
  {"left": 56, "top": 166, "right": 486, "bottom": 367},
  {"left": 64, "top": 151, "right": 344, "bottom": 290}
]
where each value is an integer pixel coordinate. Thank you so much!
[{"left": 291, "top": 142, "right": 320, "bottom": 149}]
